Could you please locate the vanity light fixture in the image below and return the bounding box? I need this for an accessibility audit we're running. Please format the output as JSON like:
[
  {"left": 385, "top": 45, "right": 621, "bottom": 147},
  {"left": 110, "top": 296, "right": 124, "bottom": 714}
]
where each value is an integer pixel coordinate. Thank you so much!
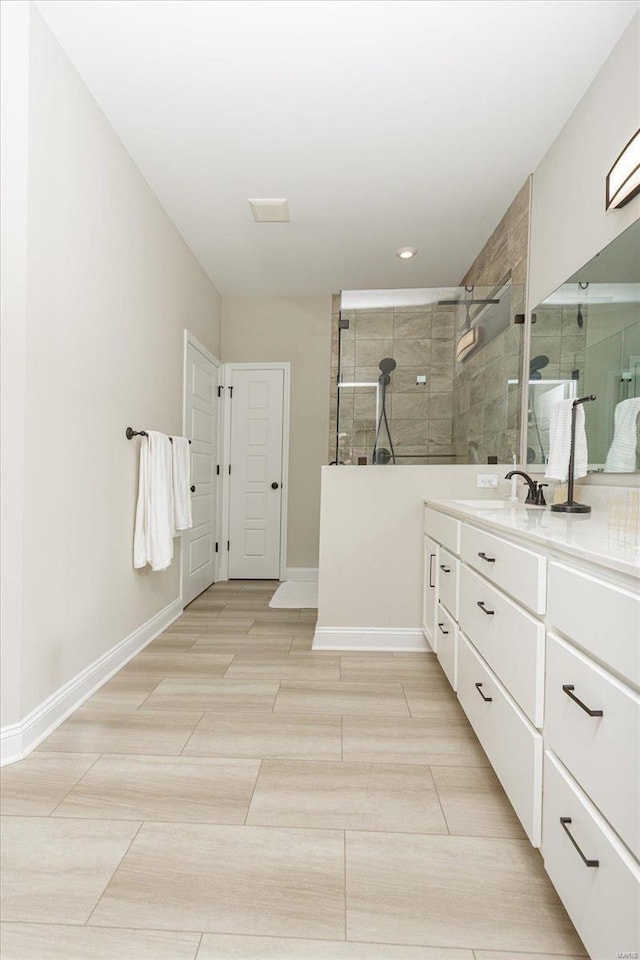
[
  {"left": 396, "top": 247, "right": 417, "bottom": 260},
  {"left": 605, "top": 128, "right": 640, "bottom": 209}
]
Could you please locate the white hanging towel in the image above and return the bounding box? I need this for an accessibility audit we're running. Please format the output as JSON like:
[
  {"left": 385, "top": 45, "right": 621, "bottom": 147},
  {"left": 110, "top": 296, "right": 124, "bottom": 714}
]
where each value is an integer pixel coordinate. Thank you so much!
[
  {"left": 133, "top": 431, "right": 174, "bottom": 571},
  {"left": 171, "top": 436, "right": 193, "bottom": 532},
  {"left": 545, "top": 399, "right": 588, "bottom": 482},
  {"left": 605, "top": 398, "right": 640, "bottom": 473}
]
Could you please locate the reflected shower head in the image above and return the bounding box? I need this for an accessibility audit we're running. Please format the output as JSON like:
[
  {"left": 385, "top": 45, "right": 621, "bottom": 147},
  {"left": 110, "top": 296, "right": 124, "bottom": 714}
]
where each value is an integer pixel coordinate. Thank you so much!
[{"left": 379, "top": 357, "right": 396, "bottom": 375}]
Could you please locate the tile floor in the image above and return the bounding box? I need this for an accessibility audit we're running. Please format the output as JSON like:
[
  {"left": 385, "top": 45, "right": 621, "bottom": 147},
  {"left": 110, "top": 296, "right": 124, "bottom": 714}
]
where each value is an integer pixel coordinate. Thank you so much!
[{"left": 0, "top": 580, "right": 586, "bottom": 960}]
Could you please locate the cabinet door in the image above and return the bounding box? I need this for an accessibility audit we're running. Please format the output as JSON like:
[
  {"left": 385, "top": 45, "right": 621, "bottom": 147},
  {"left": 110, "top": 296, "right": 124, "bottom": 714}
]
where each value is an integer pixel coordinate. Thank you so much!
[{"left": 422, "top": 535, "right": 438, "bottom": 649}]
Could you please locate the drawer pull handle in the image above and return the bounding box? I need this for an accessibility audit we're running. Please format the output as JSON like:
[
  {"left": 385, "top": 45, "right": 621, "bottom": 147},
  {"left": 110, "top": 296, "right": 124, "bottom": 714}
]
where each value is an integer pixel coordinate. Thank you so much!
[
  {"left": 438, "top": 622, "right": 449, "bottom": 635},
  {"left": 439, "top": 564, "right": 451, "bottom": 574},
  {"left": 560, "top": 817, "right": 599, "bottom": 868},
  {"left": 429, "top": 554, "right": 436, "bottom": 589},
  {"left": 478, "top": 551, "right": 496, "bottom": 563},
  {"left": 562, "top": 685, "right": 604, "bottom": 717},
  {"left": 475, "top": 682, "right": 492, "bottom": 702},
  {"left": 477, "top": 601, "right": 495, "bottom": 616}
]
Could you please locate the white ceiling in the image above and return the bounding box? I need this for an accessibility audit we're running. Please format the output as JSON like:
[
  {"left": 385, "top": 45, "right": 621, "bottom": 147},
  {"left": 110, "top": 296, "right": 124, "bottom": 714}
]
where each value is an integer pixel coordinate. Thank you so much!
[{"left": 35, "top": 0, "right": 640, "bottom": 296}]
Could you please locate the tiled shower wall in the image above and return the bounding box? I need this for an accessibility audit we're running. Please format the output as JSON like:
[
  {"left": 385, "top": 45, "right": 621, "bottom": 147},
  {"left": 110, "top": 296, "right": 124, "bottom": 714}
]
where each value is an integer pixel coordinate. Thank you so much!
[
  {"left": 452, "top": 178, "right": 530, "bottom": 464},
  {"left": 328, "top": 299, "right": 456, "bottom": 464}
]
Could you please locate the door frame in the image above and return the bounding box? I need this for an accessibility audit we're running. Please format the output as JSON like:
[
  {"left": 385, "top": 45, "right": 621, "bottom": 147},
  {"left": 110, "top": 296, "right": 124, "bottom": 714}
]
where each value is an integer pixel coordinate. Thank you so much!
[
  {"left": 220, "top": 361, "right": 291, "bottom": 582},
  {"left": 181, "top": 330, "right": 222, "bottom": 605}
]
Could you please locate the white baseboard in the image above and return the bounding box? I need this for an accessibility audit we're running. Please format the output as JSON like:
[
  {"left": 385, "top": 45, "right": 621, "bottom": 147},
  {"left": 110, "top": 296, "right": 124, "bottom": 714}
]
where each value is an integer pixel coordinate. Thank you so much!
[
  {"left": 0, "top": 597, "right": 183, "bottom": 766},
  {"left": 313, "top": 626, "right": 429, "bottom": 651},
  {"left": 285, "top": 567, "right": 319, "bottom": 582}
]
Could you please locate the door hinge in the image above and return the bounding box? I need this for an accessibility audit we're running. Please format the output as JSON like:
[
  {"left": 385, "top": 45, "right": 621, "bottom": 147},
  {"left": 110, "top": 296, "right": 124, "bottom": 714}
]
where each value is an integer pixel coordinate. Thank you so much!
[
  {"left": 227, "top": 541, "right": 230, "bottom": 551},
  {"left": 215, "top": 542, "right": 219, "bottom": 553},
  {"left": 217, "top": 385, "right": 222, "bottom": 397},
  {"left": 228, "top": 385, "right": 233, "bottom": 398}
]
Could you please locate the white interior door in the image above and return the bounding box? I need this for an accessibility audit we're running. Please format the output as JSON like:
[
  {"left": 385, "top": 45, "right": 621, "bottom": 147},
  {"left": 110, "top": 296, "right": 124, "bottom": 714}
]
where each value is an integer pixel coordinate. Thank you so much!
[
  {"left": 182, "top": 339, "right": 218, "bottom": 604},
  {"left": 229, "top": 367, "right": 285, "bottom": 579}
]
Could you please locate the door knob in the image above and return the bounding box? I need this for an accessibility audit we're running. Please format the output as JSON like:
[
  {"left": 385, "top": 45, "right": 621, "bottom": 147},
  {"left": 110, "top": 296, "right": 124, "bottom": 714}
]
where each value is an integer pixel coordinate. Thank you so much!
[
  {"left": 271, "top": 482, "right": 279, "bottom": 489},
  {"left": 190, "top": 485, "right": 196, "bottom": 493}
]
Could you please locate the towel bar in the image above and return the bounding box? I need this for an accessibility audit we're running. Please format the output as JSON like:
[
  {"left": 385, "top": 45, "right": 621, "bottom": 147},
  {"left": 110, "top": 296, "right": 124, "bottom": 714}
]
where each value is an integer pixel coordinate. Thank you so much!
[{"left": 126, "top": 427, "right": 191, "bottom": 444}]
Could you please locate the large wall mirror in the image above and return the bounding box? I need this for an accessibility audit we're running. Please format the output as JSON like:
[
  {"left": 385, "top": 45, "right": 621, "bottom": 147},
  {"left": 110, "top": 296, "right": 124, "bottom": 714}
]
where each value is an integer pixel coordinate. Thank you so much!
[{"left": 527, "top": 219, "right": 640, "bottom": 474}]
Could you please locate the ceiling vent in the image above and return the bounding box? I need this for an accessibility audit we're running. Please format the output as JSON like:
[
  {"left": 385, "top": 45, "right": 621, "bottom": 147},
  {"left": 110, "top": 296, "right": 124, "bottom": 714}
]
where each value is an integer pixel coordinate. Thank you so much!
[{"left": 248, "top": 199, "right": 290, "bottom": 223}]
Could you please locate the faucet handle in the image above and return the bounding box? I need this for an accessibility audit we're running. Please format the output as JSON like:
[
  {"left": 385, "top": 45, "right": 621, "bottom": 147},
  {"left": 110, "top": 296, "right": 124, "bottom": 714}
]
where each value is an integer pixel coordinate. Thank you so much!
[{"left": 535, "top": 483, "right": 549, "bottom": 506}]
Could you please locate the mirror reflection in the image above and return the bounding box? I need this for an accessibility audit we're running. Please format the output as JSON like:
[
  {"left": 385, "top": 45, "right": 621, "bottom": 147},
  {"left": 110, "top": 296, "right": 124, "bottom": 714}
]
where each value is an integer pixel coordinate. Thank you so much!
[{"left": 528, "top": 221, "right": 640, "bottom": 473}]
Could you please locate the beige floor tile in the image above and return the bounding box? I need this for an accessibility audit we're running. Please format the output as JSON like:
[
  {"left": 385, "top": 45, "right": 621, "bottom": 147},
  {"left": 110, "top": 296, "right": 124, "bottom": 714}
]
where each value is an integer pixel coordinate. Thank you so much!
[
  {"left": 340, "top": 655, "right": 448, "bottom": 684},
  {"left": 197, "top": 934, "right": 473, "bottom": 959},
  {"left": 0, "top": 753, "right": 99, "bottom": 816},
  {"left": 247, "top": 760, "right": 448, "bottom": 834},
  {"left": 191, "top": 636, "right": 291, "bottom": 654},
  {"left": 183, "top": 713, "right": 342, "bottom": 760},
  {"left": 392, "top": 652, "right": 436, "bottom": 659},
  {"left": 81, "top": 675, "right": 162, "bottom": 710},
  {"left": 403, "top": 686, "right": 467, "bottom": 719},
  {"left": 474, "top": 953, "right": 586, "bottom": 960},
  {"left": 249, "top": 623, "right": 315, "bottom": 637},
  {"left": 275, "top": 681, "right": 410, "bottom": 717},
  {"left": 342, "top": 717, "right": 489, "bottom": 767},
  {"left": 118, "top": 651, "right": 234, "bottom": 679},
  {"left": 53, "top": 755, "right": 260, "bottom": 823},
  {"left": 141, "top": 678, "right": 280, "bottom": 713},
  {"left": 345, "top": 831, "right": 585, "bottom": 953},
  {"left": 0, "top": 817, "right": 140, "bottom": 924},
  {"left": 430, "top": 766, "right": 525, "bottom": 838},
  {"left": 170, "top": 620, "right": 255, "bottom": 634},
  {"left": 37, "top": 708, "right": 202, "bottom": 755},
  {"left": 224, "top": 654, "right": 341, "bottom": 681},
  {"left": 90, "top": 821, "right": 345, "bottom": 939},
  {"left": 0, "top": 923, "right": 200, "bottom": 960},
  {"left": 147, "top": 633, "right": 202, "bottom": 650}
]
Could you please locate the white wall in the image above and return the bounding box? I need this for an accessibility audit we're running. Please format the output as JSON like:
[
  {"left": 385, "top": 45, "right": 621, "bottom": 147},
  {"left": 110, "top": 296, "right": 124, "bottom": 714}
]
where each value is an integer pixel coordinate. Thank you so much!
[
  {"left": 1, "top": 0, "right": 30, "bottom": 729},
  {"left": 317, "top": 465, "right": 511, "bottom": 631},
  {"left": 529, "top": 14, "right": 640, "bottom": 309},
  {"left": 222, "top": 296, "right": 332, "bottom": 569},
  {"left": 2, "top": 5, "right": 222, "bottom": 732}
]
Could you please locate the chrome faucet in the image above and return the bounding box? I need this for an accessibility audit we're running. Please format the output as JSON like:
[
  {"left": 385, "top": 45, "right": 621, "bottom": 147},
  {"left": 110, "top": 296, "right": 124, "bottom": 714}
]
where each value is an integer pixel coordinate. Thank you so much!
[{"left": 504, "top": 470, "right": 548, "bottom": 506}]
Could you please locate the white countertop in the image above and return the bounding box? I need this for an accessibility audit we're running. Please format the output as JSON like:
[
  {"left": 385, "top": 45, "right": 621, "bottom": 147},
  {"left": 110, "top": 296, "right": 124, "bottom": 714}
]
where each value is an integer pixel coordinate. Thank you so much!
[{"left": 425, "top": 497, "right": 640, "bottom": 581}]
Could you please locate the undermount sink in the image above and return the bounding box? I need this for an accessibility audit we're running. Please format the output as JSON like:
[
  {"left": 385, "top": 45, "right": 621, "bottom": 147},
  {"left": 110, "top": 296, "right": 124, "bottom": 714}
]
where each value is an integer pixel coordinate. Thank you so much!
[{"left": 450, "top": 498, "right": 517, "bottom": 510}]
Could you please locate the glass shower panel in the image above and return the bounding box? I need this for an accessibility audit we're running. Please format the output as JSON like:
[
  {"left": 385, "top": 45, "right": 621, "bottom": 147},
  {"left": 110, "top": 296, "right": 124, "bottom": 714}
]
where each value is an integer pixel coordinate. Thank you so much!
[{"left": 333, "top": 284, "right": 524, "bottom": 465}]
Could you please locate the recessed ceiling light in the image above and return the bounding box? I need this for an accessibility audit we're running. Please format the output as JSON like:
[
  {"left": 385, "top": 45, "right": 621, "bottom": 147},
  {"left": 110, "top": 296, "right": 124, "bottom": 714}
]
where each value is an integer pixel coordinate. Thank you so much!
[
  {"left": 248, "top": 199, "right": 290, "bottom": 222},
  {"left": 396, "top": 247, "right": 417, "bottom": 260}
]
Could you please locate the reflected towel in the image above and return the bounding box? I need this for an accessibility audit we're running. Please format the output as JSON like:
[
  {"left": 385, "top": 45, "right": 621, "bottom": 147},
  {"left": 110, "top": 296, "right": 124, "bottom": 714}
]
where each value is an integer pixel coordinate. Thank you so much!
[
  {"left": 133, "top": 431, "right": 174, "bottom": 571},
  {"left": 605, "top": 398, "right": 640, "bottom": 473},
  {"left": 171, "top": 436, "right": 193, "bottom": 532},
  {"left": 545, "top": 399, "right": 588, "bottom": 481}
]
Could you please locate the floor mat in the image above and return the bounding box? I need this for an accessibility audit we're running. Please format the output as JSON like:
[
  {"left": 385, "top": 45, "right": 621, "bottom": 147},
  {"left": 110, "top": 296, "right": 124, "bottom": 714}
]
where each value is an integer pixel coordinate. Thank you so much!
[{"left": 269, "top": 580, "right": 318, "bottom": 609}]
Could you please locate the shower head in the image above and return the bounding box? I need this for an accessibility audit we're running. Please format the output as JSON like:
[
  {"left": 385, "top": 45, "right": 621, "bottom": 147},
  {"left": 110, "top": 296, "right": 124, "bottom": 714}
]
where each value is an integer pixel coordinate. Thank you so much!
[
  {"left": 529, "top": 355, "right": 549, "bottom": 380},
  {"left": 379, "top": 357, "right": 396, "bottom": 375}
]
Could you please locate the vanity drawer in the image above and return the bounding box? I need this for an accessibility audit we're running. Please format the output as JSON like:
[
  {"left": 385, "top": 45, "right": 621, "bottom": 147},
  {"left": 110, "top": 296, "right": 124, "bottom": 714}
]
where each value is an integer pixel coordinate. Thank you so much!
[
  {"left": 461, "top": 523, "right": 546, "bottom": 614},
  {"left": 435, "top": 603, "right": 457, "bottom": 690},
  {"left": 459, "top": 564, "right": 544, "bottom": 727},
  {"left": 457, "top": 631, "right": 542, "bottom": 845},
  {"left": 437, "top": 548, "right": 459, "bottom": 619},
  {"left": 425, "top": 508, "right": 460, "bottom": 555},
  {"left": 542, "top": 750, "right": 640, "bottom": 960},
  {"left": 546, "top": 633, "right": 640, "bottom": 858},
  {"left": 548, "top": 561, "right": 640, "bottom": 688}
]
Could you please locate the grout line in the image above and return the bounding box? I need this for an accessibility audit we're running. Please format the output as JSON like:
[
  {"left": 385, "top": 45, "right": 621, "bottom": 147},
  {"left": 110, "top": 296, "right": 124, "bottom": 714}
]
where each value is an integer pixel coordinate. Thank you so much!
[
  {"left": 271, "top": 682, "right": 281, "bottom": 714},
  {"left": 243, "top": 758, "right": 263, "bottom": 825},
  {"left": 84, "top": 820, "right": 144, "bottom": 927},
  {"left": 340, "top": 715, "right": 343, "bottom": 761},
  {"left": 135, "top": 678, "right": 165, "bottom": 710},
  {"left": 343, "top": 829, "right": 348, "bottom": 940},
  {"left": 179, "top": 712, "right": 206, "bottom": 756},
  {"left": 47, "top": 753, "right": 103, "bottom": 817},
  {"left": 427, "top": 765, "right": 451, "bottom": 836},
  {"left": 194, "top": 932, "right": 205, "bottom": 959}
]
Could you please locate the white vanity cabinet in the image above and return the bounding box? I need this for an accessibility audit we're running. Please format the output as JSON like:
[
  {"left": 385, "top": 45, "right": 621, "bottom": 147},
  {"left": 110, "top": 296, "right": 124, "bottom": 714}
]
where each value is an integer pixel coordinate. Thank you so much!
[
  {"left": 422, "top": 534, "right": 438, "bottom": 647},
  {"left": 423, "top": 498, "right": 640, "bottom": 960}
]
